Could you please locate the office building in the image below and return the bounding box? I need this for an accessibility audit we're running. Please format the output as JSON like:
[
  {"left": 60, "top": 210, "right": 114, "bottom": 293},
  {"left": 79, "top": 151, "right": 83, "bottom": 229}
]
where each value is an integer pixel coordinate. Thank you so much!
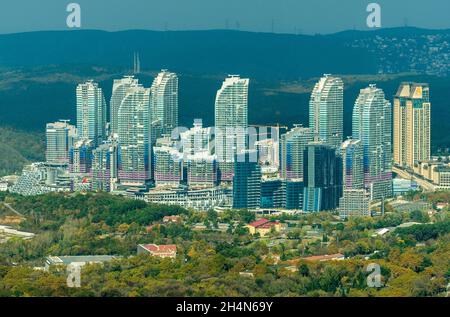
[
  {"left": 45, "top": 121, "right": 77, "bottom": 166},
  {"left": 233, "top": 150, "right": 261, "bottom": 209},
  {"left": 303, "top": 142, "right": 343, "bottom": 212}
]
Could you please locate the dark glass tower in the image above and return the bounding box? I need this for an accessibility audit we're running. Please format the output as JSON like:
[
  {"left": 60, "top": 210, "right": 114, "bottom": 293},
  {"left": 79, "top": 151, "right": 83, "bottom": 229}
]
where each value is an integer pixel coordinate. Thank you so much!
[
  {"left": 232, "top": 150, "right": 261, "bottom": 209},
  {"left": 303, "top": 142, "right": 343, "bottom": 212}
]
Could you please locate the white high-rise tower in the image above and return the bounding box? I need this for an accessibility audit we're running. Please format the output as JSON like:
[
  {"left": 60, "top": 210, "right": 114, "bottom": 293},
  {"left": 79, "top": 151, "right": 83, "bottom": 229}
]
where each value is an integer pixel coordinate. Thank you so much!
[
  {"left": 214, "top": 75, "right": 249, "bottom": 181},
  {"left": 352, "top": 84, "right": 392, "bottom": 200},
  {"left": 117, "top": 85, "right": 151, "bottom": 185},
  {"left": 76, "top": 80, "right": 107, "bottom": 146},
  {"left": 110, "top": 76, "right": 139, "bottom": 135},
  {"left": 309, "top": 75, "right": 344, "bottom": 148},
  {"left": 150, "top": 70, "right": 179, "bottom": 136}
]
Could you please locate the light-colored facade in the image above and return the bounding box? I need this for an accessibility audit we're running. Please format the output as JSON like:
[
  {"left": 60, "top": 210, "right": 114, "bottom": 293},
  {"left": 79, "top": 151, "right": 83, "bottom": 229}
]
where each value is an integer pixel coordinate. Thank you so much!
[
  {"left": 280, "top": 126, "right": 314, "bottom": 180},
  {"left": 215, "top": 75, "right": 249, "bottom": 181},
  {"left": 352, "top": 85, "right": 392, "bottom": 200},
  {"left": 185, "top": 153, "right": 218, "bottom": 188},
  {"left": 180, "top": 119, "right": 213, "bottom": 155},
  {"left": 92, "top": 140, "right": 118, "bottom": 192},
  {"left": 76, "top": 80, "right": 107, "bottom": 146},
  {"left": 117, "top": 85, "right": 151, "bottom": 185},
  {"left": 150, "top": 70, "right": 179, "bottom": 136},
  {"left": 69, "top": 139, "right": 94, "bottom": 174},
  {"left": 340, "top": 138, "right": 364, "bottom": 190},
  {"left": 413, "top": 160, "right": 450, "bottom": 189},
  {"left": 142, "top": 187, "right": 232, "bottom": 210},
  {"left": 339, "top": 189, "right": 371, "bottom": 219},
  {"left": 45, "top": 121, "right": 77, "bottom": 166},
  {"left": 153, "top": 146, "right": 183, "bottom": 187},
  {"left": 393, "top": 82, "right": 431, "bottom": 169},
  {"left": 309, "top": 75, "right": 344, "bottom": 148},
  {"left": 109, "top": 76, "right": 139, "bottom": 135}
]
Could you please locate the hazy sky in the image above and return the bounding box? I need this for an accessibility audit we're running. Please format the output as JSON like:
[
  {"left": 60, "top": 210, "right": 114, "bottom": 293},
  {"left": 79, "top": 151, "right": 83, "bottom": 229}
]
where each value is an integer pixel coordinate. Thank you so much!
[{"left": 0, "top": 0, "right": 449, "bottom": 34}]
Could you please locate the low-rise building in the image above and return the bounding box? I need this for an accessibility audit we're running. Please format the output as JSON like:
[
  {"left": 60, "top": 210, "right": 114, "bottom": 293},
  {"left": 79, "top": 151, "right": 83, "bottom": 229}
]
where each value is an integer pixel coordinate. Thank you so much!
[
  {"left": 137, "top": 244, "right": 177, "bottom": 258},
  {"left": 246, "top": 218, "right": 283, "bottom": 237},
  {"left": 45, "top": 255, "right": 118, "bottom": 270}
]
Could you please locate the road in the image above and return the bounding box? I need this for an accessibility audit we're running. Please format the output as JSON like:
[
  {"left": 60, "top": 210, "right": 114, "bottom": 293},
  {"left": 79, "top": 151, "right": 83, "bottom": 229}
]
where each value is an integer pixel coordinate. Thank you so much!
[
  {"left": 392, "top": 166, "right": 436, "bottom": 192},
  {"left": 1, "top": 202, "right": 25, "bottom": 217}
]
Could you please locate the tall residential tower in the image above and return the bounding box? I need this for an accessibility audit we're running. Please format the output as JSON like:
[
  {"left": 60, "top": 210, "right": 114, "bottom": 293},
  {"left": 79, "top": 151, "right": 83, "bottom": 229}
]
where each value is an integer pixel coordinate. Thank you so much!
[
  {"left": 309, "top": 75, "right": 344, "bottom": 148},
  {"left": 214, "top": 75, "right": 249, "bottom": 181},
  {"left": 352, "top": 85, "right": 393, "bottom": 200},
  {"left": 393, "top": 82, "right": 431, "bottom": 169},
  {"left": 76, "top": 80, "right": 107, "bottom": 146}
]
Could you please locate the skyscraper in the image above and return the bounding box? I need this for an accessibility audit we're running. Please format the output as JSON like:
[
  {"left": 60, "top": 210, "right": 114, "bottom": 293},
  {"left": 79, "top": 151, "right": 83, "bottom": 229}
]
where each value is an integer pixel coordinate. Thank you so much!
[
  {"left": 340, "top": 138, "right": 364, "bottom": 190},
  {"left": 352, "top": 85, "right": 393, "bottom": 200},
  {"left": 233, "top": 150, "right": 261, "bottom": 210},
  {"left": 215, "top": 75, "right": 249, "bottom": 181},
  {"left": 150, "top": 70, "right": 179, "bottom": 136},
  {"left": 45, "top": 121, "right": 77, "bottom": 166},
  {"left": 109, "top": 76, "right": 139, "bottom": 135},
  {"left": 280, "top": 126, "right": 314, "bottom": 180},
  {"left": 69, "top": 139, "right": 94, "bottom": 174},
  {"left": 303, "top": 142, "right": 343, "bottom": 212},
  {"left": 117, "top": 85, "right": 151, "bottom": 185},
  {"left": 309, "top": 75, "right": 344, "bottom": 148},
  {"left": 76, "top": 80, "right": 107, "bottom": 146},
  {"left": 339, "top": 138, "right": 370, "bottom": 218},
  {"left": 393, "top": 82, "right": 431, "bottom": 169},
  {"left": 92, "top": 140, "right": 118, "bottom": 192}
]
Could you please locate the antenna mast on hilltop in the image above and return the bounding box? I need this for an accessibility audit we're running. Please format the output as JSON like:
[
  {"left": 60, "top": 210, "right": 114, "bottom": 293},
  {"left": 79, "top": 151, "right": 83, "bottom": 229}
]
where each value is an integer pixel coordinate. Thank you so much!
[{"left": 133, "top": 52, "right": 141, "bottom": 74}]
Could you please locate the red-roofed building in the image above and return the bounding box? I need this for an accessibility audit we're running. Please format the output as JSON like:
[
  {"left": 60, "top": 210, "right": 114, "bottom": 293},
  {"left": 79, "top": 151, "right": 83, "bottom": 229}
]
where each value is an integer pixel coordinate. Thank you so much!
[
  {"left": 246, "top": 218, "right": 284, "bottom": 237},
  {"left": 137, "top": 244, "right": 177, "bottom": 258}
]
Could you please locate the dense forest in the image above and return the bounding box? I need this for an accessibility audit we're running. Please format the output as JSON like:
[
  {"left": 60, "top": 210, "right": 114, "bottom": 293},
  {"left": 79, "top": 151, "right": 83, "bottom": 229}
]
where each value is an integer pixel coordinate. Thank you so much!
[
  {"left": 0, "top": 191, "right": 449, "bottom": 297},
  {"left": 0, "top": 127, "right": 44, "bottom": 176}
]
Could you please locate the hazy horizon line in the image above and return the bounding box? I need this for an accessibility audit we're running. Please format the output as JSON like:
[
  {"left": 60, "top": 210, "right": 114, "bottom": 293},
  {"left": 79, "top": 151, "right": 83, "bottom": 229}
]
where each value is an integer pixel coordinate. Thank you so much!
[{"left": 1, "top": 25, "right": 450, "bottom": 37}]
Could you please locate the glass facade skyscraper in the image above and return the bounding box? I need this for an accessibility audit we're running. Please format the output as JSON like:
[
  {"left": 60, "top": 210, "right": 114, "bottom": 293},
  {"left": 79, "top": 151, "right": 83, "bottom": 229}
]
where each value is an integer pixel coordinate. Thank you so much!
[
  {"left": 233, "top": 150, "right": 261, "bottom": 210},
  {"left": 303, "top": 142, "right": 343, "bottom": 212}
]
